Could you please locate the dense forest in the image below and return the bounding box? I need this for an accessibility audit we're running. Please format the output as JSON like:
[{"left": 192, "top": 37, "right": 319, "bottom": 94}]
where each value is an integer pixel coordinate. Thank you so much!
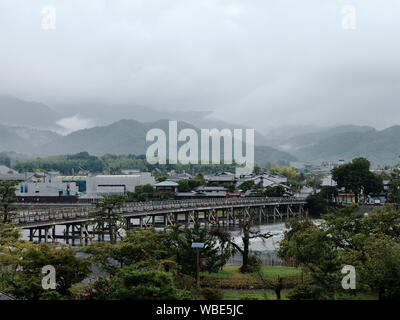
[{"left": 11, "top": 152, "right": 240, "bottom": 176}]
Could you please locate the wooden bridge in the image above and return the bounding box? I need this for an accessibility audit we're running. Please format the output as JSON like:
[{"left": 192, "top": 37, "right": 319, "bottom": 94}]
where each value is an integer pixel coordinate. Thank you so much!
[{"left": 12, "top": 197, "right": 307, "bottom": 244}]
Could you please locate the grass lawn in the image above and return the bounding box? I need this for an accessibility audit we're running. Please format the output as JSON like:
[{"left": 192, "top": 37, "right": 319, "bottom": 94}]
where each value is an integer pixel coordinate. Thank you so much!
[
  {"left": 201, "top": 265, "right": 303, "bottom": 280},
  {"left": 222, "top": 289, "right": 289, "bottom": 300}
]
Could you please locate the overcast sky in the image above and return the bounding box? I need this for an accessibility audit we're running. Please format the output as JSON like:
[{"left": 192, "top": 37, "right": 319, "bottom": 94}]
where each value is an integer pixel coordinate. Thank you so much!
[{"left": 0, "top": 0, "right": 399, "bottom": 131}]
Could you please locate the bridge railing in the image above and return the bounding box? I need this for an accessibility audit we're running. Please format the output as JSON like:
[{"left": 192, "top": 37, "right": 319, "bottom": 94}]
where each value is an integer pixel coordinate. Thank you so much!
[{"left": 13, "top": 197, "right": 306, "bottom": 225}]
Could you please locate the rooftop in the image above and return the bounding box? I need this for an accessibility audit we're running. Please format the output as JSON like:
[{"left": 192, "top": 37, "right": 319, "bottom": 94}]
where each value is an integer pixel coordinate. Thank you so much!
[{"left": 155, "top": 180, "right": 179, "bottom": 187}]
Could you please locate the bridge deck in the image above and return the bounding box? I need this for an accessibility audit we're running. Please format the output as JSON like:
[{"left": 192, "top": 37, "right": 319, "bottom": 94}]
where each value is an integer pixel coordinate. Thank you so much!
[{"left": 14, "top": 197, "right": 306, "bottom": 229}]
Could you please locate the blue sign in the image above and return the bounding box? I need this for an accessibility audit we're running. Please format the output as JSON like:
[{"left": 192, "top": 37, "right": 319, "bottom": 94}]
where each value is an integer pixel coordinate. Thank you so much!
[{"left": 191, "top": 242, "right": 205, "bottom": 248}]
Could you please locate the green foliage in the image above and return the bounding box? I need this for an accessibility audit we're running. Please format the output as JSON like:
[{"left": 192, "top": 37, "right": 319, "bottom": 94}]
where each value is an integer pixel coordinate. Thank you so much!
[
  {"left": 201, "top": 287, "right": 224, "bottom": 300},
  {"left": 306, "top": 186, "right": 338, "bottom": 218},
  {"left": 306, "top": 193, "right": 328, "bottom": 217},
  {"left": 89, "top": 195, "right": 125, "bottom": 244},
  {"left": 177, "top": 179, "right": 191, "bottom": 192},
  {"left": 0, "top": 241, "right": 91, "bottom": 300},
  {"left": 0, "top": 180, "right": 18, "bottom": 223},
  {"left": 240, "top": 255, "right": 261, "bottom": 273},
  {"left": 278, "top": 217, "right": 329, "bottom": 271},
  {"left": 127, "top": 184, "right": 155, "bottom": 201},
  {"left": 78, "top": 266, "right": 192, "bottom": 300},
  {"left": 238, "top": 180, "right": 255, "bottom": 193},
  {"left": 355, "top": 238, "right": 400, "bottom": 300},
  {"left": 14, "top": 151, "right": 105, "bottom": 174},
  {"left": 387, "top": 168, "right": 400, "bottom": 205},
  {"left": 264, "top": 185, "right": 285, "bottom": 197},
  {"left": 287, "top": 283, "right": 317, "bottom": 300},
  {"left": 282, "top": 204, "right": 400, "bottom": 300},
  {"left": 332, "top": 157, "right": 383, "bottom": 202},
  {"left": 13, "top": 152, "right": 238, "bottom": 175},
  {"left": 167, "top": 223, "right": 231, "bottom": 276},
  {"left": 84, "top": 227, "right": 175, "bottom": 275},
  {"left": 310, "top": 241, "right": 342, "bottom": 299}
]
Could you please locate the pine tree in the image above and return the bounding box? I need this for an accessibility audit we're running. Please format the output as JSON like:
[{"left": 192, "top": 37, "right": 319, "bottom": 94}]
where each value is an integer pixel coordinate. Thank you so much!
[{"left": 0, "top": 180, "right": 18, "bottom": 224}]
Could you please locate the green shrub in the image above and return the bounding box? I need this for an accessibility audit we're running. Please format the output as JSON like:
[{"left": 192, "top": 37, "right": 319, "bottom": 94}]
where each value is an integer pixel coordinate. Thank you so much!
[
  {"left": 201, "top": 288, "right": 224, "bottom": 300},
  {"left": 287, "top": 284, "right": 317, "bottom": 300}
]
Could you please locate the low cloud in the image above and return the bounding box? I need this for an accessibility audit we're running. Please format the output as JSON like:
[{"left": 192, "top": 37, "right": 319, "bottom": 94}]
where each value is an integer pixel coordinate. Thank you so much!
[{"left": 56, "top": 114, "right": 96, "bottom": 135}]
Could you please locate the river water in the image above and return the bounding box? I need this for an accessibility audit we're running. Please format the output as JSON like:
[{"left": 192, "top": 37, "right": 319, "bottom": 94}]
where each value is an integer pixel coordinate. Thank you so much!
[{"left": 22, "top": 221, "right": 290, "bottom": 265}]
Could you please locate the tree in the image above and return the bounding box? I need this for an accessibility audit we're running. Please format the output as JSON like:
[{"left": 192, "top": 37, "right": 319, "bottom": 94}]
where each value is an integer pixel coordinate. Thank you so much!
[
  {"left": 387, "top": 168, "right": 400, "bottom": 205},
  {"left": 354, "top": 237, "right": 400, "bottom": 300},
  {"left": 306, "top": 186, "right": 338, "bottom": 218},
  {"left": 278, "top": 217, "right": 328, "bottom": 271},
  {"left": 127, "top": 184, "right": 155, "bottom": 202},
  {"left": 238, "top": 180, "right": 255, "bottom": 193},
  {"left": 1, "top": 241, "right": 91, "bottom": 299},
  {"left": 89, "top": 195, "right": 125, "bottom": 244},
  {"left": 264, "top": 185, "right": 285, "bottom": 197},
  {"left": 211, "top": 209, "right": 274, "bottom": 273},
  {"left": 177, "top": 179, "right": 191, "bottom": 192},
  {"left": 0, "top": 180, "right": 18, "bottom": 223},
  {"left": 84, "top": 227, "right": 175, "bottom": 275},
  {"left": 78, "top": 266, "right": 192, "bottom": 300},
  {"left": 167, "top": 223, "right": 231, "bottom": 276},
  {"left": 319, "top": 204, "right": 400, "bottom": 300},
  {"left": 331, "top": 157, "right": 383, "bottom": 202},
  {"left": 310, "top": 241, "right": 342, "bottom": 299}
]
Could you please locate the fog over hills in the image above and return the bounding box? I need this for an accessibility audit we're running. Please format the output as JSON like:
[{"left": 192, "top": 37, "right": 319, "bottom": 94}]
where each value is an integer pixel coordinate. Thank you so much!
[
  {"left": 0, "top": 95, "right": 63, "bottom": 130},
  {"left": 1, "top": 95, "right": 400, "bottom": 165}
]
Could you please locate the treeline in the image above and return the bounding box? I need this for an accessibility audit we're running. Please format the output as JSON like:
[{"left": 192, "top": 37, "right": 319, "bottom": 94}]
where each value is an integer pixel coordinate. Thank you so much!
[{"left": 12, "top": 152, "right": 238, "bottom": 175}]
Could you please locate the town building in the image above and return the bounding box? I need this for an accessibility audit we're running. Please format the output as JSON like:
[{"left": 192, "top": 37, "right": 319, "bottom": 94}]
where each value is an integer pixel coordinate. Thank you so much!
[
  {"left": 204, "top": 172, "right": 236, "bottom": 185},
  {"left": 85, "top": 172, "right": 155, "bottom": 196}
]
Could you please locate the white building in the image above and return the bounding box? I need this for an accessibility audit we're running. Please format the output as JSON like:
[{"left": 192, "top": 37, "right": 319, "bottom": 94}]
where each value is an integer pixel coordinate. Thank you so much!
[
  {"left": 16, "top": 174, "right": 79, "bottom": 197},
  {"left": 321, "top": 175, "right": 337, "bottom": 187},
  {"left": 85, "top": 172, "right": 155, "bottom": 196}
]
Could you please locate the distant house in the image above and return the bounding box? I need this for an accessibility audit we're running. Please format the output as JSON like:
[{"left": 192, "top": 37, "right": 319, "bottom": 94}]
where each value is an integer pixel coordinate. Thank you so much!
[
  {"left": 121, "top": 169, "right": 141, "bottom": 175},
  {"left": 237, "top": 174, "right": 288, "bottom": 190},
  {"left": 294, "top": 186, "right": 314, "bottom": 199},
  {"left": 167, "top": 172, "right": 194, "bottom": 182},
  {"left": 321, "top": 175, "right": 337, "bottom": 187},
  {"left": 204, "top": 172, "right": 236, "bottom": 185},
  {"left": 337, "top": 192, "right": 355, "bottom": 204},
  {"left": 155, "top": 180, "right": 179, "bottom": 193},
  {"left": 193, "top": 186, "right": 228, "bottom": 193},
  {"left": 383, "top": 180, "right": 392, "bottom": 192},
  {"left": 86, "top": 173, "right": 155, "bottom": 196}
]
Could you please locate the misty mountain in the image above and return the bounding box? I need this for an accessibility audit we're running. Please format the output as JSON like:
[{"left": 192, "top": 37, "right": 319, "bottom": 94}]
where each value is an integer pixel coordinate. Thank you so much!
[
  {"left": 40, "top": 119, "right": 296, "bottom": 165},
  {"left": 292, "top": 125, "right": 400, "bottom": 164},
  {"left": 0, "top": 124, "right": 59, "bottom": 154},
  {"left": 0, "top": 95, "right": 62, "bottom": 130},
  {"left": 277, "top": 125, "right": 375, "bottom": 152},
  {"left": 189, "top": 117, "right": 272, "bottom": 147},
  {"left": 54, "top": 102, "right": 210, "bottom": 127}
]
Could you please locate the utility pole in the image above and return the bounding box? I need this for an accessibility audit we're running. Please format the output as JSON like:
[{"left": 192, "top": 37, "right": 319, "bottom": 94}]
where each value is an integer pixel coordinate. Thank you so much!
[{"left": 191, "top": 242, "right": 205, "bottom": 289}]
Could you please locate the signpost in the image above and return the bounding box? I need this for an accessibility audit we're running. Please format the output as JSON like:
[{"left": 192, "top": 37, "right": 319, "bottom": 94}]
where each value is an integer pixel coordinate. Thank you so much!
[{"left": 191, "top": 242, "right": 205, "bottom": 288}]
